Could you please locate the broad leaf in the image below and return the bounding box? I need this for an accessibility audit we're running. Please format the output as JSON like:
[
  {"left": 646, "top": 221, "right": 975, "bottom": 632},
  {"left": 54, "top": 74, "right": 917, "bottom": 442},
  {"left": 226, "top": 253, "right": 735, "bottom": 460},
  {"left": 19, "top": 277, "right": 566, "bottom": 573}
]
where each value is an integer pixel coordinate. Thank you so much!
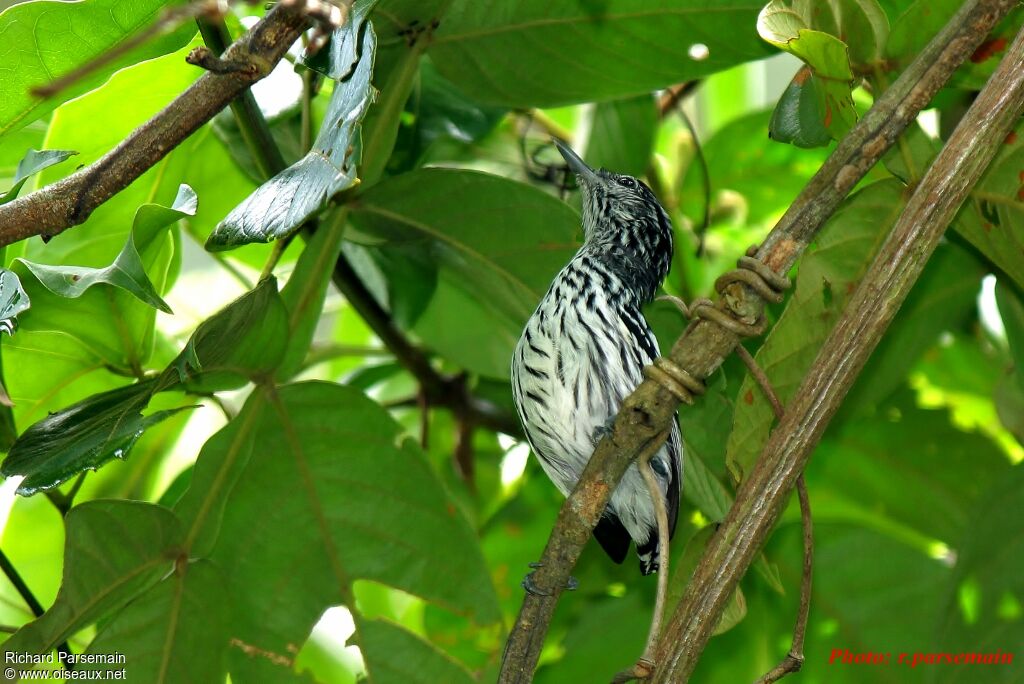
[
  {"left": 768, "top": 67, "right": 833, "bottom": 148},
  {"left": 936, "top": 461, "right": 1024, "bottom": 680},
  {"left": 585, "top": 94, "right": 658, "bottom": 178},
  {"left": 1, "top": 501, "right": 181, "bottom": 668},
  {"left": 83, "top": 560, "right": 230, "bottom": 683},
  {"left": 0, "top": 149, "right": 76, "bottom": 204},
  {"left": 355, "top": 618, "right": 476, "bottom": 684},
  {"left": 0, "top": 0, "right": 195, "bottom": 138},
  {"left": 18, "top": 185, "right": 197, "bottom": 313},
  {"left": 159, "top": 277, "right": 289, "bottom": 391},
  {"left": 429, "top": 0, "right": 772, "bottom": 107},
  {"left": 177, "top": 382, "right": 500, "bottom": 681},
  {"left": 347, "top": 168, "right": 580, "bottom": 378},
  {"left": 727, "top": 179, "right": 904, "bottom": 480},
  {"left": 0, "top": 380, "right": 190, "bottom": 495},
  {"left": 208, "top": 14, "right": 377, "bottom": 249}
]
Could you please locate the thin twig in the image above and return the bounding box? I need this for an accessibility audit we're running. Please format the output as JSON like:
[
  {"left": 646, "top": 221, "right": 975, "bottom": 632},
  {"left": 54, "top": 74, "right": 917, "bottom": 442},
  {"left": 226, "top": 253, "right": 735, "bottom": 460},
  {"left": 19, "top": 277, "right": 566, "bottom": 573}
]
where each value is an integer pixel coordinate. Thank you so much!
[
  {"left": 498, "top": 2, "right": 1017, "bottom": 681},
  {"left": 44, "top": 472, "right": 87, "bottom": 517},
  {"left": 655, "top": 12, "right": 1024, "bottom": 683},
  {"left": 734, "top": 344, "right": 812, "bottom": 684},
  {"left": 0, "top": 548, "right": 74, "bottom": 669}
]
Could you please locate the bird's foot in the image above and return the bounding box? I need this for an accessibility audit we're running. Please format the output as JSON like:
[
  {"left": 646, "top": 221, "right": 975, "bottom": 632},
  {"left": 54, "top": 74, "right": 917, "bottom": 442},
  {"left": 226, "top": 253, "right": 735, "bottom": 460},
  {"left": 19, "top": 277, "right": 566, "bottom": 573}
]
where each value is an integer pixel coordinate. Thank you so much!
[
  {"left": 591, "top": 417, "right": 616, "bottom": 446},
  {"left": 610, "top": 657, "right": 656, "bottom": 683},
  {"left": 521, "top": 562, "right": 579, "bottom": 596}
]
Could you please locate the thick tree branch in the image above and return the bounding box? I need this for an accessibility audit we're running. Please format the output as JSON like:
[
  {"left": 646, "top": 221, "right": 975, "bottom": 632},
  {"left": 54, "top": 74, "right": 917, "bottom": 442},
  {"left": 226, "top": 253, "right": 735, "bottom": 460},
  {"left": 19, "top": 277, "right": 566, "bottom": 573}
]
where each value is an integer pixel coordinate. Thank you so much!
[
  {"left": 0, "top": 4, "right": 311, "bottom": 244},
  {"left": 654, "top": 20, "right": 1024, "bottom": 683},
  {"left": 497, "top": 1, "right": 1017, "bottom": 681}
]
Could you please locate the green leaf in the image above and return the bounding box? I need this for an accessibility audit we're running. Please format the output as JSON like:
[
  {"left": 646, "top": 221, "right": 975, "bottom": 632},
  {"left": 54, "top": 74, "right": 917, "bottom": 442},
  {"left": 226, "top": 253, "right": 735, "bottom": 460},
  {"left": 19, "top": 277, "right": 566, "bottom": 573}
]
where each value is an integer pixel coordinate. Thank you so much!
[
  {"left": 0, "top": 149, "right": 77, "bottom": 204},
  {"left": 428, "top": 0, "right": 772, "bottom": 107},
  {"left": 954, "top": 119, "right": 1024, "bottom": 290},
  {"left": 342, "top": 241, "right": 439, "bottom": 329},
  {"left": 348, "top": 168, "right": 580, "bottom": 378},
  {"left": 585, "top": 94, "right": 658, "bottom": 178},
  {"left": 276, "top": 220, "right": 346, "bottom": 380},
  {"left": 768, "top": 68, "right": 835, "bottom": 148},
  {"left": 178, "top": 381, "right": 500, "bottom": 681},
  {"left": 996, "top": 279, "right": 1024, "bottom": 378},
  {"left": 759, "top": 1, "right": 858, "bottom": 144},
  {"left": 207, "top": 16, "right": 378, "bottom": 250},
  {"left": 1, "top": 501, "right": 181, "bottom": 667},
  {"left": 83, "top": 560, "right": 229, "bottom": 683},
  {"left": 355, "top": 618, "right": 476, "bottom": 684},
  {"left": 18, "top": 185, "right": 197, "bottom": 314},
  {"left": 0, "top": 380, "right": 190, "bottom": 495},
  {"left": 0, "top": 0, "right": 195, "bottom": 138},
  {"left": 159, "top": 277, "right": 289, "bottom": 391},
  {"left": 727, "top": 179, "right": 905, "bottom": 480},
  {"left": 936, "top": 461, "right": 1024, "bottom": 676}
]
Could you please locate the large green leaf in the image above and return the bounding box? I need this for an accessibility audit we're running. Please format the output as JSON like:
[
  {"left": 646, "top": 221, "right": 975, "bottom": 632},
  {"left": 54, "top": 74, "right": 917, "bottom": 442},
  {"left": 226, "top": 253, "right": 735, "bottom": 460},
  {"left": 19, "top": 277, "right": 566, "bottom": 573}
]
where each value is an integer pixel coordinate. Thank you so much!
[
  {"left": 356, "top": 618, "right": 476, "bottom": 684},
  {"left": 428, "top": 0, "right": 772, "bottom": 107},
  {"left": 727, "top": 179, "right": 904, "bottom": 480},
  {"left": 935, "top": 461, "right": 1024, "bottom": 682},
  {"left": 83, "top": 560, "right": 229, "bottom": 683},
  {"left": 0, "top": 380, "right": 189, "bottom": 495},
  {"left": 176, "top": 381, "right": 500, "bottom": 681},
  {"left": 1, "top": 501, "right": 181, "bottom": 670},
  {"left": 0, "top": 0, "right": 194, "bottom": 138},
  {"left": 996, "top": 280, "right": 1024, "bottom": 382},
  {"left": 18, "top": 185, "right": 197, "bottom": 314},
  {"left": 0, "top": 149, "right": 77, "bottom": 204},
  {"left": 347, "top": 168, "right": 580, "bottom": 378},
  {"left": 208, "top": 14, "right": 377, "bottom": 249},
  {"left": 585, "top": 94, "right": 658, "bottom": 178}
]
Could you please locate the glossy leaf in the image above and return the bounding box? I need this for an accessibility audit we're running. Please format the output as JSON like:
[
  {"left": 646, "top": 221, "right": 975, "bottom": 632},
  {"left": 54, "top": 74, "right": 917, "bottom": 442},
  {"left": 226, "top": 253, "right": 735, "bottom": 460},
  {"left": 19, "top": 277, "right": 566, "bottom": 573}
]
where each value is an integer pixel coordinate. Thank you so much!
[
  {"left": 208, "top": 16, "right": 377, "bottom": 249},
  {"left": 1, "top": 501, "right": 181, "bottom": 668},
  {"left": 0, "top": 0, "right": 195, "bottom": 138},
  {"left": 348, "top": 168, "right": 580, "bottom": 377},
  {"left": 0, "top": 149, "right": 76, "bottom": 204},
  {"left": 18, "top": 185, "right": 196, "bottom": 313},
  {"left": 585, "top": 94, "right": 658, "bottom": 178},
  {"left": 429, "top": 0, "right": 771, "bottom": 108},
  {"left": 0, "top": 380, "right": 190, "bottom": 495},
  {"left": 727, "top": 180, "right": 905, "bottom": 480}
]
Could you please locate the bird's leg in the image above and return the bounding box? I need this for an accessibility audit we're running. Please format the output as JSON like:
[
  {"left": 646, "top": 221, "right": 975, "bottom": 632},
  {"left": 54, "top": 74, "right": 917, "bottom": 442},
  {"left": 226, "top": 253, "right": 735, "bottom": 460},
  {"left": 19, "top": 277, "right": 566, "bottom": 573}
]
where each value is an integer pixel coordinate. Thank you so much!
[
  {"left": 521, "top": 562, "right": 579, "bottom": 596},
  {"left": 611, "top": 430, "right": 671, "bottom": 684}
]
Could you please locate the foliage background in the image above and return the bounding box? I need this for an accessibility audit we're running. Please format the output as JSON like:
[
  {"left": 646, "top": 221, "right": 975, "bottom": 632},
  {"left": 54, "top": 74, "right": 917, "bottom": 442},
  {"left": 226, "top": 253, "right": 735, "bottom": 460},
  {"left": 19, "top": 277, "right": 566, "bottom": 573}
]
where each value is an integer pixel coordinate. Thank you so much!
[{"left": 0, "top": 0, "right": 1022, "bottom": 682}]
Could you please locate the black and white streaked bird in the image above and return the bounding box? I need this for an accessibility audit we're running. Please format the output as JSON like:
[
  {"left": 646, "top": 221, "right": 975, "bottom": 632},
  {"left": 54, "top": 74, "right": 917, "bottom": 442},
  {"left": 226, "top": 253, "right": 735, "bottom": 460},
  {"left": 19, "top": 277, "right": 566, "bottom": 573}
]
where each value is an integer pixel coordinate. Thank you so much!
[{"left": 511, "top": 140, "right": 682, "bottom": 575}]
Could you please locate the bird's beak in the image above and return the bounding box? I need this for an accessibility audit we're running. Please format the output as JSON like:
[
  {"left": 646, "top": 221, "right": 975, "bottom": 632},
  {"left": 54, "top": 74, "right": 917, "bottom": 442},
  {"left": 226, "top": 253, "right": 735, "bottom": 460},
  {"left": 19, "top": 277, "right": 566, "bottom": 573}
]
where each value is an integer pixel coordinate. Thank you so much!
[{"left": 554, "top": 139, "right": 598, "bottom": 185}]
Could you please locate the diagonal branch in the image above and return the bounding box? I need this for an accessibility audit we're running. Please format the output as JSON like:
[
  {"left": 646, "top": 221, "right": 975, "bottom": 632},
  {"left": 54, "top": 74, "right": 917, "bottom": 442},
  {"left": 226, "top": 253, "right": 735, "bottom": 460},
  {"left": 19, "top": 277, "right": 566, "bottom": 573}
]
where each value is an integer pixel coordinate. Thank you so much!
[
  {"left": 654, "top": 18, "right": 1024, "bottom": 683},
  {"left": 497, "top": 1, "right": 1018, "bottom": 681},
  {"left": 0, "top": 4, "right": 312, "bottom": 246}
]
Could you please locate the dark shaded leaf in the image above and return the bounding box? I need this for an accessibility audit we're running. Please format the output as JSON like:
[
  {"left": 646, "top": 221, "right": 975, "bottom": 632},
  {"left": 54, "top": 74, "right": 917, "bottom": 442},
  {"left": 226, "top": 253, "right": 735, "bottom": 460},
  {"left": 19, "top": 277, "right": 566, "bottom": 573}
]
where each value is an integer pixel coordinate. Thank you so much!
[
  {"left": 0, "top": 380, "right": 191, "bottom": 495},
  {"left": 303, "top": 0, "right": 378, "bottom": 80},
  {"left": 769, "top": 67, "right": 834, "bottom": 148},
  {"left": 208, "top": 15, "right": 377, "bottom": 249},
  {"left": 429, "top": 0, "right": 772, "bottom": 107},
  {"left": 18, "top": 185, "right": 197, "bottom": 313},
  {"left": 585, "top": 94, "right": 658, "bottom": 178},
  {"left": 343, "top": 241, "right": 439, "bottom": 329},
  {"left": 159, "top": 277, "right": 288, "bottom": 391},
  {"left": 1, "top": 500, "right": 181, "bottom": 671},
  {"left": 0, "top": 148, "right": 76, "bottom": 203},
  {"left": 995, "top": 279, "right": 1024, "bottom": 380},
  {"left": 348, "top": 168, "right": 579, "bottom": 378}
]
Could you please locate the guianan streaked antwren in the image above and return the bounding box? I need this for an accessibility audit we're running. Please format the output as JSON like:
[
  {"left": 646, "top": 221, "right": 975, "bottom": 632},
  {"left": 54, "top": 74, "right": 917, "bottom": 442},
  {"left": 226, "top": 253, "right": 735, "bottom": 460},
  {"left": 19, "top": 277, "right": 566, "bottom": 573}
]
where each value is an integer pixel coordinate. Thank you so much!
[{"left": 511, "top": 140, "right": 681, "bottom": 575}]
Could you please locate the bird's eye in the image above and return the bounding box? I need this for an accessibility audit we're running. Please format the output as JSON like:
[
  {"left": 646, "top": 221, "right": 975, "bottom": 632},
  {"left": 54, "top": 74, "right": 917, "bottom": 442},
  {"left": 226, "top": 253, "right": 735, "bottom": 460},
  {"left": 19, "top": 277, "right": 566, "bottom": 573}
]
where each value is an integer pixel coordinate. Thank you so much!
[{"left": 617, "top": 177, "right": 636, "bottom": 189}]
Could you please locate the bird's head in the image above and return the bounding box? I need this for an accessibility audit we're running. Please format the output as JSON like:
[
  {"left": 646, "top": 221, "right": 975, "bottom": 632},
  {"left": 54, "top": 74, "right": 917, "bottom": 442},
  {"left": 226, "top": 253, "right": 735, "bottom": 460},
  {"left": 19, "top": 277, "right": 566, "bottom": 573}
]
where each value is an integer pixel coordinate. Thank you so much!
[{"left": 555, "top": 139, "right": 674, "bottom": 292}]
